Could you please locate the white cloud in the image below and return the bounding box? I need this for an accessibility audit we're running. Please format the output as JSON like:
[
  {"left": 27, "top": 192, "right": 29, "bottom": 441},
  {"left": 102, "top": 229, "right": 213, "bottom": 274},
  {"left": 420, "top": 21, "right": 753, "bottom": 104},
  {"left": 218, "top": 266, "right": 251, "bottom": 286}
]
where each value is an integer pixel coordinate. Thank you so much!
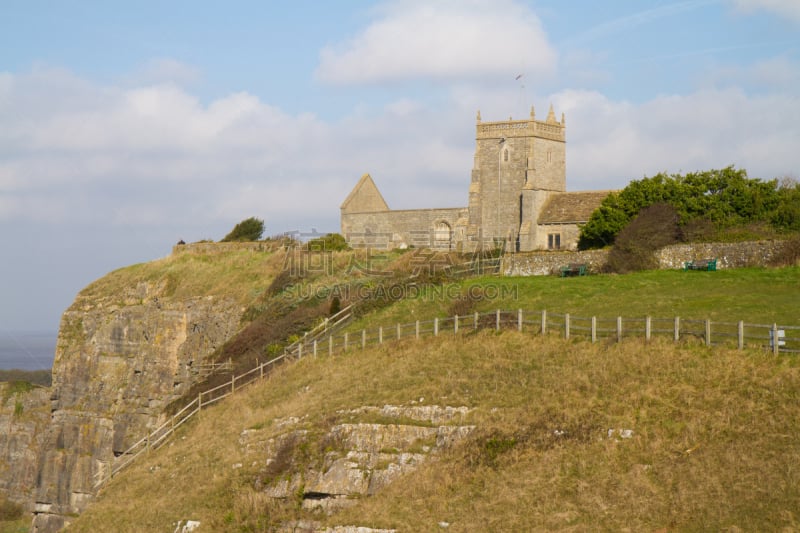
[
  {"left": 315, "top": 0, "right": 556, "bottom": 85},
  {"left": 705, "top": 56, "right": 800, "bottom": 89},
  {"left": 1, "top": 64, "right": 798, "bottom": 236},
  {"left": 121, "top": 58, "right": 202, "bottom": 87},
  {"left": 552, "top": 87, "right": 800, "bottom": 188},
  {"left": 730, "top": 0, "right": 800, "bottom": 21}
]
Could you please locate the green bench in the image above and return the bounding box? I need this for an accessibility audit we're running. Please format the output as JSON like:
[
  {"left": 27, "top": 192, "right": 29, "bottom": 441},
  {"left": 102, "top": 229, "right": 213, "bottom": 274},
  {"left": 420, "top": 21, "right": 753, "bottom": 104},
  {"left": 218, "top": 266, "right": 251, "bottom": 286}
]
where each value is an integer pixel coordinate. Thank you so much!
[
  {"left": 684, "top": 258, "right": 717, "bottom": 271},
  {"left": 560, "top": 263, "right": 587, "bottom": 277}
]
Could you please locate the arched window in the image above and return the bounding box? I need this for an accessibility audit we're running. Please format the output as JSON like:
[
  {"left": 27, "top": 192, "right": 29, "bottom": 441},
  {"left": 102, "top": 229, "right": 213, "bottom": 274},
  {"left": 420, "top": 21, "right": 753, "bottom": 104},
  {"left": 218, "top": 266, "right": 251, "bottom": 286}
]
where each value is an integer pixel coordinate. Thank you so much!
[
  {"left": 503, "top": 148, "right": 509, "bottom": 162},
  {"left": 433, "top": 221, "right": 451, "bottom": 249}
]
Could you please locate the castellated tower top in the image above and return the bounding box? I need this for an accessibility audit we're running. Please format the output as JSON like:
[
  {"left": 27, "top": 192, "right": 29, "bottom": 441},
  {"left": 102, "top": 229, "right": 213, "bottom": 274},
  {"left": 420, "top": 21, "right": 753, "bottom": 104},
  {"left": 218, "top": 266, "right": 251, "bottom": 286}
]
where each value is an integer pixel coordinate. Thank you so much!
[{"left": 475, "top": 105, "right": 565, "bottom": 142}]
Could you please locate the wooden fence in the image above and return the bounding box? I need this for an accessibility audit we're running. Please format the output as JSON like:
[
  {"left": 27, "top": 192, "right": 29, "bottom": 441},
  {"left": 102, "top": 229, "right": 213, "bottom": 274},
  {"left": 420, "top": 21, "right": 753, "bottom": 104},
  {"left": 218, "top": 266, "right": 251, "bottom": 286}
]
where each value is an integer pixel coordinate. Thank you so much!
[{"left": 98, "top": 305, "right": 797, "bottom": 488}]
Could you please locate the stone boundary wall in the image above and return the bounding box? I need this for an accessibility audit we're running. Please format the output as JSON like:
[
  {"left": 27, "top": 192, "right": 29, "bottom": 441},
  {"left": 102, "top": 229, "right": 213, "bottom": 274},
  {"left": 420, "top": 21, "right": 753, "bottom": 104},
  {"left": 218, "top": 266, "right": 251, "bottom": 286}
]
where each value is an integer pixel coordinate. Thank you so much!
[
  {"left": 172, "top": 241, "right": 280, "bottom": 255},
  {"left": 504, "top": 240, "right": 788, "bottom": 276},
  {"left": 503, "top": 249, "right": 609, "bottom": 276},
  {"left": 654, "top": 240, "right": 787, "bottom": 269}
]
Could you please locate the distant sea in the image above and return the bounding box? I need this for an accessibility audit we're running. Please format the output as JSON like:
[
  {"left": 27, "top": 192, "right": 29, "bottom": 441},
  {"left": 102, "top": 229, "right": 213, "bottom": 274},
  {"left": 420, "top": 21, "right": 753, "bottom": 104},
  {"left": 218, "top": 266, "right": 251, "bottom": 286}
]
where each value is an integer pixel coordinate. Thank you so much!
[{"left": 0, "top": 331, "right": 56, "bottom": 370}]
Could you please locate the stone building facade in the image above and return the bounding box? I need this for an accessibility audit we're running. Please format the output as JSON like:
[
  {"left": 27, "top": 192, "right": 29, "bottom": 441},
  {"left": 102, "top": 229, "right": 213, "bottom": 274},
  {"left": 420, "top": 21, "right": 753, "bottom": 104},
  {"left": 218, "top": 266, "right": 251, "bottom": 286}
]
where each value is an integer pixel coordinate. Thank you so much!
[{"left": 341, "top": 105, "right": 611, "bottom": 252}]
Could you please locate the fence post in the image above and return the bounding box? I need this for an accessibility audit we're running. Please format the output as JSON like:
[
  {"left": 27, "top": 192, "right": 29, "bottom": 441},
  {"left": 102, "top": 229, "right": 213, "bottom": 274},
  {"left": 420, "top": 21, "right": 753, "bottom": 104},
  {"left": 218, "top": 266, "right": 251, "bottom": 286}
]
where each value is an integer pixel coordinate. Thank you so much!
[
  {"left": 344, "top": 332, "right": 349, "bottom": 351},
  {"left": 645, "top": 316, "right": 651, "bottom": 343},
  {"left": 705, "top": 319, "right": 712, "bottom": 347},
  {"left": 198, "top": 392, "right": 202, "bottom": 413},
  {"left": 738, "top": 321, "right": 744, "bottom": 350},
  {"left": 434, "top": 318, "right": 439, "bottom": 337},
  {"left": 397, "top": 323, "right": 401, "bottom": 340},
  {"left": 474, "top": 312, "right": 478, "bottom": 330},
  {"left": 379, "top": 326, "right": 383, "bottom": 344},
  {"left": 454, "top": 315, "right": 459, "bottom": 334},
  {"left": 362, "top": 329, "right": 366, "bottom": 349},
  {"left": 518, "top": 309, "right": 523, "bottom": 332},
  {"left": 496, "top": 309, "right": 501, "bottom": 331},
  {"left": 674, "top": 316, "right": 680, "bottom": 342},
  {"left": 591, "top": 316, "right": 597, "bottom": 343},
  {"left": 772, "top": 323, "right": 779, "bottom": 355},
  {"left": 565, "top": 313, "right": 570, "bottom": 340},
  {"left": 260, "top": 361, "right": 263, "bottom": 380},
  {"left": 313, "top": 340, "right": 317, "bottom": 358},
  {"left": 231, "top": 373, "right": 235, "bottom": 394},
  {"left": 298, "top": 343, "right": 303, "bottom": 360},
  {"left": 415, "top": 320, "right": 420, "bottom": 340},
  {"left": 541, "top": 310, "right": 547, "bottom": 335},
  {"left": 329, "top": 335, "right": 334, "bottom": 356},
  {"left": 616, "top": 317, "right": 622, "bottom": 343}
]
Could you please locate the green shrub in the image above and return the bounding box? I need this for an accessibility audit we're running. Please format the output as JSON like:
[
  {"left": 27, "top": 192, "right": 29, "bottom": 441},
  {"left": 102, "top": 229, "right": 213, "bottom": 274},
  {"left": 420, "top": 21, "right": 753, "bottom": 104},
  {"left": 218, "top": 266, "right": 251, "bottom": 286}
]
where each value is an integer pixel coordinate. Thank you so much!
[
  {"left": 579, "top": 167, "right": 787, "bottom": 249},
  {"left": 306, "top": 233, "right": 349, "bottom": 252},
  {"left": 221, "top": 217, "right": 265, "bottom": 242}
]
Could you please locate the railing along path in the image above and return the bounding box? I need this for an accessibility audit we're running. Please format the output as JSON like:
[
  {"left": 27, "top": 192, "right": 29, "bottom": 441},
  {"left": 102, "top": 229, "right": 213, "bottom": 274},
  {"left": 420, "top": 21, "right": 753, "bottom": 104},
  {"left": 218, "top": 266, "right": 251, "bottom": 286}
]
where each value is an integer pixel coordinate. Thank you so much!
[{"left": 99, "top": 304, "right": 797, "bottom": 488}]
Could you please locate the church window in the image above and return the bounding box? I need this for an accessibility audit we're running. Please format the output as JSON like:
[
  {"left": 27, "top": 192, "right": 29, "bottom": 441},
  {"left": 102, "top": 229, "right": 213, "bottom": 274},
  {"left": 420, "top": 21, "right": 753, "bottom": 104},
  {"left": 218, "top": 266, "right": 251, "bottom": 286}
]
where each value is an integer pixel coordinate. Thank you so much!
[
  {"left": 503, "top": 148, "right": 509, "bottom": 162},
  {"left": 547, "top": 150, "right": 552, "bottom": 163},
  {"left": 548, "top": 233, "right": 561, "bottom": 250},
  {"left": 433, "top": 221, "right": 452, "bottom": 249}
]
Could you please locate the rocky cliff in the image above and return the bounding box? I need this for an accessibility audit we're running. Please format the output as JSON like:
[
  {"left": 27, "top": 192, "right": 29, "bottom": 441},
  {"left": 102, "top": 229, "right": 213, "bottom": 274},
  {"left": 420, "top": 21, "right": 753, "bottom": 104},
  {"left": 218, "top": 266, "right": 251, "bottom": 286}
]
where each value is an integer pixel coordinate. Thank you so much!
[
  {"left": 0, "top": 383, "right": 50, "bottom": 511},
  {"left": 25, "top": 247, "right": 281, "bottom": 532}
]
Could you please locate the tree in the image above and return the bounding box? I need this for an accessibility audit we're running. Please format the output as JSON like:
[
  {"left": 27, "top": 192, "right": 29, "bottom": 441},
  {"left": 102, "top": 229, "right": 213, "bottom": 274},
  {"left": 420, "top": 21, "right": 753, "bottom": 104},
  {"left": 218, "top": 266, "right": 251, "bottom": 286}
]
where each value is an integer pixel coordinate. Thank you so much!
[
  {"left": 578, "top": 166, "right": 786, "bottom": 250},
  {"left": 221, "top": 217, "right": 265, "bottom": 242}
]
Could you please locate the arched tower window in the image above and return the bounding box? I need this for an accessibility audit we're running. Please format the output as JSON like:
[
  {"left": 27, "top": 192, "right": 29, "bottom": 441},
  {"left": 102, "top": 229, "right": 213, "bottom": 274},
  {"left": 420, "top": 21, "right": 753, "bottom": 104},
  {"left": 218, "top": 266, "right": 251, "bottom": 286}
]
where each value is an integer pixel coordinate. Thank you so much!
[{"left": 503, "top": 148, "right": 509, "bottom": 162}]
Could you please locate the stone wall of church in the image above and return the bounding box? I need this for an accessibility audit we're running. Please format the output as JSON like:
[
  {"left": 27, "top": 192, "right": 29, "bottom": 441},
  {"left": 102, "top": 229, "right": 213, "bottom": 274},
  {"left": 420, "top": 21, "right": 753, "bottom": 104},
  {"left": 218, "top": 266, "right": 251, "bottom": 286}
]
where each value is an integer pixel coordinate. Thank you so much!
[{"left": 342, "top": 207, "right": 468, "bottom": 250}]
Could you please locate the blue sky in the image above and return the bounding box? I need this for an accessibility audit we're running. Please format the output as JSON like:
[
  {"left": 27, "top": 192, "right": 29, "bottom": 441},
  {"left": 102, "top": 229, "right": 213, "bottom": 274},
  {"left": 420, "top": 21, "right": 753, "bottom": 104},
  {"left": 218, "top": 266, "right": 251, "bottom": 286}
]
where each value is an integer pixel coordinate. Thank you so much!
[{"left": 1, "top": 0, "right": 798, "bottom": 336}]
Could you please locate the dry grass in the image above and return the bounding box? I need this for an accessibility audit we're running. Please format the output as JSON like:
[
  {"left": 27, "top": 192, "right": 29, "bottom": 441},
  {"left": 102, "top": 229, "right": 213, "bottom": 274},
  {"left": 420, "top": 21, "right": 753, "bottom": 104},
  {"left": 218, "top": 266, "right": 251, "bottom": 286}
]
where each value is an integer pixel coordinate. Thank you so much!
[{"left": 69, "top": 330, "right": 800, "bottom": 532}]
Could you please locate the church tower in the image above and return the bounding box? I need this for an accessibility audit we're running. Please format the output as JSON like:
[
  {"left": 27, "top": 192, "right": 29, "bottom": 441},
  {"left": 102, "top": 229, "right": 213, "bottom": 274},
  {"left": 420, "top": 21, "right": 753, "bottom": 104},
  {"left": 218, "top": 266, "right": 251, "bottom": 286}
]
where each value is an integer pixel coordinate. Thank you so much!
[{"left": 466, "top": 105, "right": 566, "bottom": 250}]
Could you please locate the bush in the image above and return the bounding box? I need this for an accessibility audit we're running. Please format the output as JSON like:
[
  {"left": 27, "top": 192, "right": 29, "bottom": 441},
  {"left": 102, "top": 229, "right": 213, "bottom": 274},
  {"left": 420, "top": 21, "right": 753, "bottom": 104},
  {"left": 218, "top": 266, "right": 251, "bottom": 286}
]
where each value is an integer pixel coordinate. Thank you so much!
[
  {"left": 579, "top": 167, "right": 786, "bottom": 249},
  {"left": 770, "top": 235, "right": 800, "bottom": 267},
  {"left": 306, "top": 233, "right": 349, "bottom": 252},
  {"left": 606, "top": 203, "right": 681, "bottom": 273},
  {"left": 329, "top": 296, "right": 342, "bottom": 316},
  {"left": 221, "top": 217, "right": 265, "bottom": 242}
]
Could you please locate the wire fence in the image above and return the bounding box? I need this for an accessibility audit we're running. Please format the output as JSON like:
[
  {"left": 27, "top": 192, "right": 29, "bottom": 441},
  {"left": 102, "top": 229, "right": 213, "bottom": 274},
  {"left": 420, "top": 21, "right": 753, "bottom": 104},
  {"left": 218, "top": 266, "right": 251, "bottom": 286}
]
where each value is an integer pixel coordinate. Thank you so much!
[{"left": 98, "top": 305, "right": 797, "bottom": 489}]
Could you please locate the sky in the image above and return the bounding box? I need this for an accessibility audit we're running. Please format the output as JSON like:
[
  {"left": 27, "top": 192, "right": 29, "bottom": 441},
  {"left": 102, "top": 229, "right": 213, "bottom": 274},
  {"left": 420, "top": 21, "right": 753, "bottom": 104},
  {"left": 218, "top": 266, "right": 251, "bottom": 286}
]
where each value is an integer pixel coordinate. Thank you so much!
[{"left": 0, "top": 0, "right": 798, "bottom": 335}]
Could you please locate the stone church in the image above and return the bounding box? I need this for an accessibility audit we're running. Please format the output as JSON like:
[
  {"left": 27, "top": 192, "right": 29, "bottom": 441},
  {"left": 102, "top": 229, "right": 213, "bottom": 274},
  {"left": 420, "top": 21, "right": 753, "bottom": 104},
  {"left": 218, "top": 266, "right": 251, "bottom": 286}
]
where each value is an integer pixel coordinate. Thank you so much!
[{"left": 340, "top": 105, "right": 611, "bottom": 252}]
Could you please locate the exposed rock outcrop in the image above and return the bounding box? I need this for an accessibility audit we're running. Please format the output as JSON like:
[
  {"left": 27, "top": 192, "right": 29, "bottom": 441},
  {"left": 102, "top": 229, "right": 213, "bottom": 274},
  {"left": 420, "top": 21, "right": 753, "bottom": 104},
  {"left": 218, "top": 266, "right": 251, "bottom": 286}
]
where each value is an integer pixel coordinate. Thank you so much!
[
  {"left": 241, "top": 405, "right": 474, "bottom": 531},
  {"left": 32, "top": 283, "right": 244, "bottom": 532},
  {"left": 0, "top": 384, "right": 50, "bottom": 511}
]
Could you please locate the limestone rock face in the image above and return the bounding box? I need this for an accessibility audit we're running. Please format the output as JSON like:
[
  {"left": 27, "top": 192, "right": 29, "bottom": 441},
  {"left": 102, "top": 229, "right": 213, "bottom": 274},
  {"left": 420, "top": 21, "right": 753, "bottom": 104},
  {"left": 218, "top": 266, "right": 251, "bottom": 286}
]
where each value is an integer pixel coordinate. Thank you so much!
[
  {"left": 0, "top": 385, "right": 50, "bottom": 510},
  {"left": 31, "top": 282, "right": 244, "bottom": 532},
  {"left": 244, "top": 405, "right": 475, "bottom": 518}
]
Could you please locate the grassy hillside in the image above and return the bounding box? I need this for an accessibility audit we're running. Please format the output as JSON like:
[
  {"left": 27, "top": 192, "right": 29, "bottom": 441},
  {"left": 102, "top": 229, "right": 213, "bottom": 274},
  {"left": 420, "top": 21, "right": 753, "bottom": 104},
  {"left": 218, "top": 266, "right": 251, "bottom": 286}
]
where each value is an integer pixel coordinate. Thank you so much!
[
  {"left": 70, "top": 331, "right": 800, "bottom": 531},
  {"left": 345, "top": 266, "right": 800, "bottom": 332},
  {"left": 31, "top": 252, "right": 800, "bottom": 531}
]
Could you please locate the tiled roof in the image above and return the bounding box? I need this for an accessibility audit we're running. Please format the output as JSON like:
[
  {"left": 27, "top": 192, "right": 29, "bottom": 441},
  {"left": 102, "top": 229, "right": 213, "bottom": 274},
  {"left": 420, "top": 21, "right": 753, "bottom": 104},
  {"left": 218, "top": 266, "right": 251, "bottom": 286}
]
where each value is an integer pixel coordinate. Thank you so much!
[{"left": 538, "top": 191, "right": 613, "bottom": 224}]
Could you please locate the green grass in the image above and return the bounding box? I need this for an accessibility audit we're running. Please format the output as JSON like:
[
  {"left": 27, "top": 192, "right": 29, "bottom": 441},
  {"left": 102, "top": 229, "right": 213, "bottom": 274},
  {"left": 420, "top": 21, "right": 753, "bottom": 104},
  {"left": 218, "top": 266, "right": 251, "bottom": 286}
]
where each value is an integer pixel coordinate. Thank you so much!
[
  {"left": 52, "top": 253, "right": 800, "bottom": 531},
  {"left": 345, "top": 266, "right": 800, "bottom": 331}
]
